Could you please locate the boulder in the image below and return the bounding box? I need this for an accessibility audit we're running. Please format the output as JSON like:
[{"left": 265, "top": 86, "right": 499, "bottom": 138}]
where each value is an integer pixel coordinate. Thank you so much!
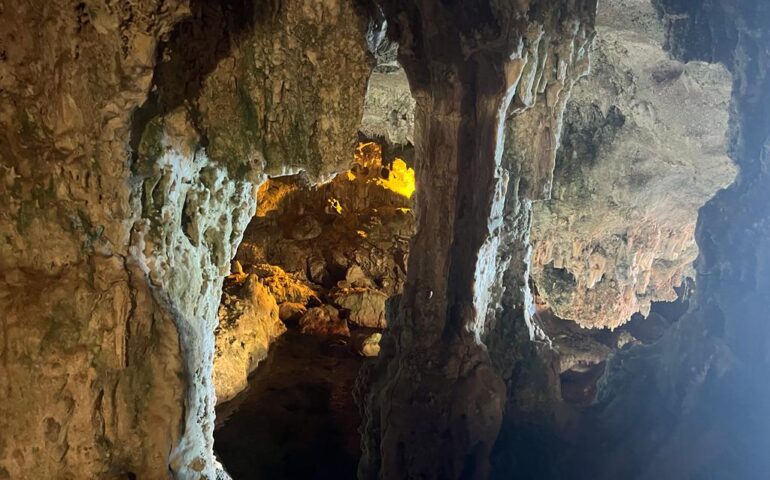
[
  {"left": 299, "top": 305, "right": 350, "bottom": 337},
  {"left": 278, "top": 302, "right": 307, "bottom": 326},
  {"left": 332, "top": 288, "right": 388, "bottom": 328},
  {"left": 249, "top": 263, "right": 317, "bottom": 304},
  {"left": 359, "top": 333, "right": 382, "bottom": 357},
  {"left": 345, "top": 264, "right": 375, "bottom": 288},
  {"left": 214, "top": 275, "right": 286, "bottom": 404},
  {"left": 290, "top": 215, "right": 323, "bottom": 240}
]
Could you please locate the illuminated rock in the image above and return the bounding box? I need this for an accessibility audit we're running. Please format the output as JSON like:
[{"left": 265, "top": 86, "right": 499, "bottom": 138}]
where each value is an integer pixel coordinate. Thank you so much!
[
  {"left": 299, "top": 305, "right": 350, "bottom": 337},
  {"left": 214, "top": 275, "right": 285, "bottom": 404},
  {"left": 332, "top": 287, "right": 388, "bottom": 328}
]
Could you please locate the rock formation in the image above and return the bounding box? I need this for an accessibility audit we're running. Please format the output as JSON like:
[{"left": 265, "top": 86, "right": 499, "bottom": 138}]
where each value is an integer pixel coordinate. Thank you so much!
[
  {"left": 209, "top": 140, "right": 414, "bottom": 405},
  {"left": 1, "top": 0, "right": 765, "bottom": 479},
  {"left": 530, "top": 0, "right": 736, "bottom": 329},
  {"left": 0, "top": 0, "right": 370, "bottom": 477},
  {"left": 236, "top": 141, "right": 414, "bottom": 299},
  {"left": 581, "top": 0, "right": 770, "bottom": 477},
  {"left": 359, "top": 1, "right": 598, "bottom": 478},
  {"left": 213, "top": 273, "right": 285, "bottom": 404}
]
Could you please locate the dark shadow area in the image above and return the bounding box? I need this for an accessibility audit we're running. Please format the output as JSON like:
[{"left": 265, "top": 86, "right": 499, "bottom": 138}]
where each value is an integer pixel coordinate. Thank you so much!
[{"left": 214, "top": 331, "right": 370, "bottom": 480}]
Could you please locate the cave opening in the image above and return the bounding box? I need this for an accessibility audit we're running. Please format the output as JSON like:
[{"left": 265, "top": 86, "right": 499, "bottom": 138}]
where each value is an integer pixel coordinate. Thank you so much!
[{"left": 211, "top": 141, "right": 415, "bottom": 479}]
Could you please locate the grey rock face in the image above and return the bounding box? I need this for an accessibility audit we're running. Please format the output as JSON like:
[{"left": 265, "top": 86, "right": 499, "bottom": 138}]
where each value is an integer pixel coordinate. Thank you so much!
[
  {"left": 360, "top": 68, "right": 415, "bottom": 147},
  {"left": 571, "top": 0, "right": 770, "bottom": 478},
  {"left": 530, "top": 0, "right": 735, "bottom": 329}
]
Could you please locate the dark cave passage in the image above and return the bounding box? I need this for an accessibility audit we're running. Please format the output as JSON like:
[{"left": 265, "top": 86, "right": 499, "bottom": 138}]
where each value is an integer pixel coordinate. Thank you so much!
[
  {"left": 214, "top": 330, "right": 367, "bottom": 480},
  {"left": 532, "top": 279, "right": 693, "bottom": 407}
]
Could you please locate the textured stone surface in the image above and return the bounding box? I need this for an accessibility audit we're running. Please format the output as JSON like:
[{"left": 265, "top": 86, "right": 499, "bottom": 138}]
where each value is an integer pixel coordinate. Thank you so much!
[
  {"left": 0, "top": 2, "right": 189, "bottom": 477},
  {"left": 0, "top": 0, "right": 371, "bottom": 477},
  {"left": 360, "top": 68, "right": 415, "bottom": 147},
  {"left": 235, "top": 141, "right": 414, "bottom": 299},
  {"left": 278, "top": 302, "right": 308, "bottom": 326},
  {"left": 359, "top": 1, "right": 598, "bottom": 478},
  {"left": 579, "top": 0, "right": 770, "bottom": 478},
  {"left": 332, "top": 288, "right": 389, "bottom": 328},
  {"left": 3, "top": 0, "right": 764, "bottom": 478},
  {"left": 214, "top": 274, "right": 285, "bottom": 404},
  {"left": 299, "top": 305, "right": 350, "bottom": 337},
  {"left": 359, "top": 332, "right": 383, "bottom": 357},
  {"left": 530, "top": 0, "right": 735, "bottom": 328}
]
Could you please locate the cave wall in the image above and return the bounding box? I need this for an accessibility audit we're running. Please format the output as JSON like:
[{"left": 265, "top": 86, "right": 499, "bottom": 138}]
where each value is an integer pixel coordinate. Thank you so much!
[
  {"left": 0, "top": 1, "right": 371, "bottom": 478},
  {"left": 530, "top": 0, "right": 736, "bottom": 329},
  {"left": 3, "top": 0, "right": 765, "bottom": 478},
  {"left": 586, "top": 0, "right": 770, "bottom": 478},
  {"left": 360, "top": 0, "right": 736, "bottom": 332}
]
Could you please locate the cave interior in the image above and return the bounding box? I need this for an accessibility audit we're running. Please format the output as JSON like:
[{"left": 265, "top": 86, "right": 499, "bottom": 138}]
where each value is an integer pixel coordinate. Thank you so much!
[{"left": 0, "top": 0, "right": 769, "bottom": 479}]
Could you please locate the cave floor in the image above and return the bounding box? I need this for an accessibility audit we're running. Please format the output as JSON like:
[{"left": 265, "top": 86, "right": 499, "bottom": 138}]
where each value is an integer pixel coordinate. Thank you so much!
[{"left": 214, "top": 330, "right": 368, "bottom": 480}]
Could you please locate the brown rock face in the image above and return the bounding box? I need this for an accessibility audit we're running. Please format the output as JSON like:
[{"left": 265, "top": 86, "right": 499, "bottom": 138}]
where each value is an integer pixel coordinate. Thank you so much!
[
  {"left": 359, "top": 1, "right": 597, "bottom": 478},
  {"left": 278, "top": 302, "right": 308, "bottom": 326},
  {"left": 236, "top": 142, "right": 414, "bottom": 297},
  {"left": 0, "top": 0, "right": 371, "bottom": 477},
  {"left": 214, "top": 274, "right": 285, "bottom": 404},
  {"left": 530, "top": 0, "right": 736, "bottom": 329},
  {"left": 299, "top": 305, "right": 351, "bottom": 338}
]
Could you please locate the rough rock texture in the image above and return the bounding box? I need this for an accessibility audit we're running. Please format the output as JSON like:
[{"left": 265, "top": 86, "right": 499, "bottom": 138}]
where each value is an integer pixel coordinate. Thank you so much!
[
  {"left": 530, "top": 0, "right": 735, "bottom": 329},
  {"left": 359, "top": 332, "right": 383, "bottom": 357},
  {"left": 213, "top": 274, "right": 285, "bottom": 404},
  {"left": 360, "top": 68, "right": 415, "bottom": 147},
  {"left": 236, "top": 141, "right": 414, "bottom": 300},
  {"left": 359, "top": 1, "right": 597, "bottom": 478},
  {"left": 242, "top": 263, "right": 318, "bottom": 305},
  {"left": 278, "top": 302, "right": 308, "bottom": 326},
  {"left": 0, "top": 0, "right": 371, "bottom": 477},
  {"left": 216, "top": 141, "right": 413, "bottom": 393},
  {"left": 299, "top": 305, "right": 351, "bottom": 338},
  {"left": 332, "top": 288, "right": 388, "bottom": 328},
  {"left": 575, "top": 0, "right": 770, "bottom": 478}
]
